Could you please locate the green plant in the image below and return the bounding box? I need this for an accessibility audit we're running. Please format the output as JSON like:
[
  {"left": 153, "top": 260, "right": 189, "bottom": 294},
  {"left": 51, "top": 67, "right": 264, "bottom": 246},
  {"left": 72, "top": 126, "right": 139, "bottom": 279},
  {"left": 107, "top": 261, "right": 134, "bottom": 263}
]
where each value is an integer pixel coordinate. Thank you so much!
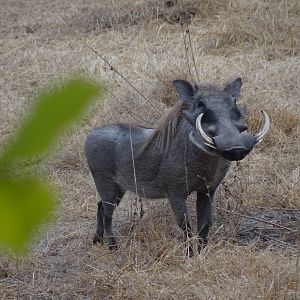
[{"left": 0, "top": 77, "right": 102, "bottom": 254}]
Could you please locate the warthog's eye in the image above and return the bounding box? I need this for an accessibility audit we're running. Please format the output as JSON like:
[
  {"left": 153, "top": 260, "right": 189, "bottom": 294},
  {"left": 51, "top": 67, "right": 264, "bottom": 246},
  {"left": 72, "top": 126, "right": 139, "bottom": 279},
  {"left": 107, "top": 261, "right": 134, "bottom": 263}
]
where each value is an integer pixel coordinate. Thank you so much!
[
  {"left": 229, "top": 96, "right": 237, "bottom": 106},
  {"left": 235, "top": 122, "right": 248, "bottom": 132},
  {"left": 193, "top": 100, "right": 205, "bottom": 114},
  {"left": 224, "top": 96, "right": 237, "bottom": 108},
  {"left": 197, "top": 101, "right": 205, "bottom": 109}
]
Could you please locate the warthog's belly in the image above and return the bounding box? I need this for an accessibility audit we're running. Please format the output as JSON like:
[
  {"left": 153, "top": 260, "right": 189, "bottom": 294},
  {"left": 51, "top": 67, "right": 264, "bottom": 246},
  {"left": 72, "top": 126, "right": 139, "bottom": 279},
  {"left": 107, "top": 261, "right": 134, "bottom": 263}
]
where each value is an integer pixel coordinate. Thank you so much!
[{"left": 114, "top": 175, "right": 168, "bottom": 199}]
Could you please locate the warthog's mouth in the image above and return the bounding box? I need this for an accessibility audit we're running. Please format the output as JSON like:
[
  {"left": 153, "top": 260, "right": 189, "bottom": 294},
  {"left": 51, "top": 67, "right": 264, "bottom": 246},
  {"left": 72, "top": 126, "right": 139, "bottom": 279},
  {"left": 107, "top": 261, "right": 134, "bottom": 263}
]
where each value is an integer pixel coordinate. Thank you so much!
[
  {"left": 189, "top": 111, "right": 270, "bottom": 160},
  {"left": 219, "top": 146, "right": 251, "bottom": 161}
]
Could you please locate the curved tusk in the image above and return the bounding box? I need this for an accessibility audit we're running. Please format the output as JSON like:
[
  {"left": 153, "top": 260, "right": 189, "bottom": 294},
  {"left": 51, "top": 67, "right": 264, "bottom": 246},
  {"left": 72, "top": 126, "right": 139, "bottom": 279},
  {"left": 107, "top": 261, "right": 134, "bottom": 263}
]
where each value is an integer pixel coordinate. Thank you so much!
[
  {"left": 196, "top": 113, "right": 217, "bottom": 149},
  {"left": 189, "top": 132, "right": 218, "bottom": 156},
  {"left": 254, "top": 110, "right": 271, "bottom": 144}
]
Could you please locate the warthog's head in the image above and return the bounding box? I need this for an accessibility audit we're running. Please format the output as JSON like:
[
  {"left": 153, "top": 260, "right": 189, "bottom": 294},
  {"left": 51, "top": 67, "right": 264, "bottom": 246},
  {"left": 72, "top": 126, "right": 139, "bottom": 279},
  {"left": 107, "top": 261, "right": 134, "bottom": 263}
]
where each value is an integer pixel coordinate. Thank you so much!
[{"left": 173, "top": 78, "right": 270, "bottom": 161}]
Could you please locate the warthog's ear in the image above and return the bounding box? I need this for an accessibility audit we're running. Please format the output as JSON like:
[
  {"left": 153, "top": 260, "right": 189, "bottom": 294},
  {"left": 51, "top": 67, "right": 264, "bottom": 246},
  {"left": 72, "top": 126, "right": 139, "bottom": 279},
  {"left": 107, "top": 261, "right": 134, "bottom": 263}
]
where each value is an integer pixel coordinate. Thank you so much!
[
  {"left": 173, "top": 80, "right": 195, "bottom": 102},
  {"left": 224, "top": 77, "right": 243, "bottom": 98}
]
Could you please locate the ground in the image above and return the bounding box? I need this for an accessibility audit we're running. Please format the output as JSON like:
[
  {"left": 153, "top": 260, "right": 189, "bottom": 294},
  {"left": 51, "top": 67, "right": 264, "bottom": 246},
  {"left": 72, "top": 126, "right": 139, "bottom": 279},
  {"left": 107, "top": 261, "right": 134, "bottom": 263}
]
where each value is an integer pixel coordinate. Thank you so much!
[{"left": 0, "top": 0, "right": 299, "bottom": 299}]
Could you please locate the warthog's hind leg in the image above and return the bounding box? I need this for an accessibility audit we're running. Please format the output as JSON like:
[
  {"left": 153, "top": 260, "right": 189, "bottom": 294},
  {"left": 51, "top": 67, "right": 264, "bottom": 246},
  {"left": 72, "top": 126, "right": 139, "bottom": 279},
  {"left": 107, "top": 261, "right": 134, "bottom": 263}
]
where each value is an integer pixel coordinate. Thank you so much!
[
  {"left": 93, "top": 201, "right": 104, "bottom": 244},
  {"left": 92, "top": 176, "right": 125, "bottom": 250}
]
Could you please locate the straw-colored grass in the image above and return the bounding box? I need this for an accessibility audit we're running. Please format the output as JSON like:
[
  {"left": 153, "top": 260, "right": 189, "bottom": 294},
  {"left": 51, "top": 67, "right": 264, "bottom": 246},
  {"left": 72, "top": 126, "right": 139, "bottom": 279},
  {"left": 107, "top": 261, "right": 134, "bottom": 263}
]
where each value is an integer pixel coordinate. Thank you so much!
[{"left": 0, "top": 0, "right": 299, "bottom": 298}]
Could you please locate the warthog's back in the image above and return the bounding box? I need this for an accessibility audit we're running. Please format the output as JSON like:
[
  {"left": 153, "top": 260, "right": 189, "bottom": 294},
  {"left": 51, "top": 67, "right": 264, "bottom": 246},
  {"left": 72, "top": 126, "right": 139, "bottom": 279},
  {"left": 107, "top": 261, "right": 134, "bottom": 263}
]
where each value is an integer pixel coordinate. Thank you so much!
[
  {"left": 85, "top": 123, "right": 152, "bottom": 169},
  {"left": 85, "top": 124, "right": 166, "bottom": 197}
]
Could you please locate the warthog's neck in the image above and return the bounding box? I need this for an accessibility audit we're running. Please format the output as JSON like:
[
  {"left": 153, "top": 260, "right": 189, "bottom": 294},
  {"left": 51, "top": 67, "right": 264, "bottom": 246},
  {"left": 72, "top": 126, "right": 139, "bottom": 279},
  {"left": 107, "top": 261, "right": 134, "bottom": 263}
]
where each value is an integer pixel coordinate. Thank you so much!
[
  {"left": 172, "top": 119, "right": 232, "bottom": 191},
  {"left": 115, "top": 120, "right": 231, "bottom": 197}
]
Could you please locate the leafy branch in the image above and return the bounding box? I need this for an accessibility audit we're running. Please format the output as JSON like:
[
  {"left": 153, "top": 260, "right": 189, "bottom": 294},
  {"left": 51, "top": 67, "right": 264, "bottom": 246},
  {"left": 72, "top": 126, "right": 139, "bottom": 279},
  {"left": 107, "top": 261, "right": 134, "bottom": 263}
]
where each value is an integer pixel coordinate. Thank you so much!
[{"left": 0, "top": 77, "right": 102, "bottom": 254}]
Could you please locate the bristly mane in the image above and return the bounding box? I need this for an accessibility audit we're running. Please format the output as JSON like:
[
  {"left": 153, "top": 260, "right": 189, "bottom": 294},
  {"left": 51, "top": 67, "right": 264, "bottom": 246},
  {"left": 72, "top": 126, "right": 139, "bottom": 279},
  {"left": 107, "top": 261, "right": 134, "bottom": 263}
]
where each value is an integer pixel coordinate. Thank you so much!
[
  {"left": 137, "top": 83, "right": 225, "bottom": 157},
  {"left": 137, "top": 101, "right": 189, "bottom": 157}
]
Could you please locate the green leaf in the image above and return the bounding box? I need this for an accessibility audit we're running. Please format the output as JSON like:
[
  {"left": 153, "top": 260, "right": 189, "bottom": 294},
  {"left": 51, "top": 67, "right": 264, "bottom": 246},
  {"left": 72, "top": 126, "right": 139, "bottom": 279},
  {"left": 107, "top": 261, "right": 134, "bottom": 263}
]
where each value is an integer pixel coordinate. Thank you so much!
[
  {"left": 1, "top": 78, "right": 101, "bottom": 164},
  {"left": 0, "top": 179, "right": 55, "bottom": 254}
]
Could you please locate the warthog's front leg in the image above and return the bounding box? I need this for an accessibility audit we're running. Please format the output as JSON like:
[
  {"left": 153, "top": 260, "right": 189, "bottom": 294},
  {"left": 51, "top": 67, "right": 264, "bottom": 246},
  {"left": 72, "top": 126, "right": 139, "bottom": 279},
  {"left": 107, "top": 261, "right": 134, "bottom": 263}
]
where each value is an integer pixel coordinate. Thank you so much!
[
  {"left": 196, "top": 189, "right": 215, "bottom": 252},
  {"left": 168, "top": 195, "right": 193, "bottom": 256}
]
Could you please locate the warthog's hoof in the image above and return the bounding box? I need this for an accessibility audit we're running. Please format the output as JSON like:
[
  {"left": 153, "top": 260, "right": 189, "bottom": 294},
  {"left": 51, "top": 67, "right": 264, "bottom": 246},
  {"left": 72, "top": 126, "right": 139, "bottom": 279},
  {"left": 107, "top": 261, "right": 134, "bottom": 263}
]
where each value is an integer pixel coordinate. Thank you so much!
[
  {"left": 93, "top": 233, "right": 104, "bottom": 245},
  {"left": 108, "top": 244, "right": 119, "bottom": 251},
  {"left": 197, "top": 239, "right": 208, "bottom": 253},
  {"left": 186, "top": 246, "right": 194, "bottom": 257}
]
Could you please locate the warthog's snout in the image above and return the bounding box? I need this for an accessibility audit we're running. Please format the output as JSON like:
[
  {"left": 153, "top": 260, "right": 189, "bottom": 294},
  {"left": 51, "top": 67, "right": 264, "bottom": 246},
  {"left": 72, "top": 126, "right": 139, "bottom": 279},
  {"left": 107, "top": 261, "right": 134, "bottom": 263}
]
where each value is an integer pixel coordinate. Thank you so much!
[
  {"left": 213, "top": 133, "right": 257, "bottom": 161},
  {"left": 221, "top": 147, "right": 249, "bottom": 161},
  {"left": 218, "top": 145, "right": 253, "bottom": 161},
  {"left": 194, "top": 111, "right": 270, "bottom": 161}
]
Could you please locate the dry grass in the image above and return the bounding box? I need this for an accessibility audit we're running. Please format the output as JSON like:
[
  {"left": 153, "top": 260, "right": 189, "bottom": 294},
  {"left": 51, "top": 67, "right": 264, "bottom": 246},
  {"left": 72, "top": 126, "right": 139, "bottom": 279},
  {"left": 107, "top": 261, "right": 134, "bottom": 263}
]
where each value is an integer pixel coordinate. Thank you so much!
[{"left": 0, "top": 0, "right": 299, "bottom": 299}]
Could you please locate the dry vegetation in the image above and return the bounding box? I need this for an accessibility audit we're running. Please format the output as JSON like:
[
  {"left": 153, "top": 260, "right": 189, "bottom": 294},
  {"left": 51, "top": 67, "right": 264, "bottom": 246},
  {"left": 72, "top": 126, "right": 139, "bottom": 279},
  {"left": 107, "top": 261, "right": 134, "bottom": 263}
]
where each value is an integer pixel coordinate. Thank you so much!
[{"left": 0, "top": 0, "right": 299, "bottom": 298}]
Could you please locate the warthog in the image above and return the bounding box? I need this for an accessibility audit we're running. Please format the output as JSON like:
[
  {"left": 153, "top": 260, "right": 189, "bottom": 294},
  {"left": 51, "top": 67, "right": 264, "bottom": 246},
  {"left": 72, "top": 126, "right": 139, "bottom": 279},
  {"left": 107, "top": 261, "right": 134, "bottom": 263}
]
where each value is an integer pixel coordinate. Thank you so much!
[{"left": 85, "top": 77, "right": 270, "bottom": 253}]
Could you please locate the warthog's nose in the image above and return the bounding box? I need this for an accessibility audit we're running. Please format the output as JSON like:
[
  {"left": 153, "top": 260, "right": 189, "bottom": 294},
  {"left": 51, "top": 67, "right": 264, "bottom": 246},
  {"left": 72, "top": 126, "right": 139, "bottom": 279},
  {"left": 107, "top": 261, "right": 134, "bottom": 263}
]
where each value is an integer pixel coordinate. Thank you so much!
[
  {"left": 213, "top": 133, "right": 256, "bottom": 161},
  {"left": 221, "top": 146, "right": 250, "bottom": 161}
]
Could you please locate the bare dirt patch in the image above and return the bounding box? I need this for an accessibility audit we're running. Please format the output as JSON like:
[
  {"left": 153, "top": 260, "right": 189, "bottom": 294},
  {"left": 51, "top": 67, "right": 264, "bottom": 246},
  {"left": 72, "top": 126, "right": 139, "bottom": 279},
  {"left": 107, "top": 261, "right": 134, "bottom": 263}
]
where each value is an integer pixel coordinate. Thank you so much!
[{"left": 237, "top": 210, "right": 299, "bottom": 248}]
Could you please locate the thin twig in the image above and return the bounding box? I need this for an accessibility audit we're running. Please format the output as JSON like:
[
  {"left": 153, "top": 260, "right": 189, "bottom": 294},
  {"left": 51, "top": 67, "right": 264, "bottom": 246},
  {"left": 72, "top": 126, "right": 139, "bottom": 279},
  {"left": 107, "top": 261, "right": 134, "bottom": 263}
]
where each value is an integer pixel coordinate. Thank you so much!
[
  {"left": 181, "top": 23, "right": 193, "bottom": 80},
  {"left": 180, "top": 0, "right": 200, "bottom": 82},
  {"left": 129, "top": 124, "right": 139, "bottom": 224},
  {"left": 184, "top": 143, "right": 190, "bottom": 195},
  {"left": 110, "top": 263, "right": 135, "bottom": 286},
  {"left": 186, "top": 27, "right": 200, "bottom": 83},
  {"left": 103, "top": 86, "right": 151, "bottom": 125},
  {"left": 144, "top": 44, "right": 163, "bottom": 83},
  {"left": 221, "top": 182, "right": 256, "bottom": 210},
  {"left": 87, "top": 45, "right": 162, "bottom": 116}
]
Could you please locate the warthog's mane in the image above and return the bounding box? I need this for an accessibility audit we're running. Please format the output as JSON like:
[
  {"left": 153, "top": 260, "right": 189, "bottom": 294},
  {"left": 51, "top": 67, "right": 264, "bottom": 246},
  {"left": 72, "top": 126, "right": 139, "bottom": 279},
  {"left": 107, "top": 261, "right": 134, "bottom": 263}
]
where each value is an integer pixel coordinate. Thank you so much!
[
  {"left": 137, "top": 100, "right": 189, "bottom": 156},
  {"left": 137, "top": 83, "right": 225, "bottom": 157}
]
